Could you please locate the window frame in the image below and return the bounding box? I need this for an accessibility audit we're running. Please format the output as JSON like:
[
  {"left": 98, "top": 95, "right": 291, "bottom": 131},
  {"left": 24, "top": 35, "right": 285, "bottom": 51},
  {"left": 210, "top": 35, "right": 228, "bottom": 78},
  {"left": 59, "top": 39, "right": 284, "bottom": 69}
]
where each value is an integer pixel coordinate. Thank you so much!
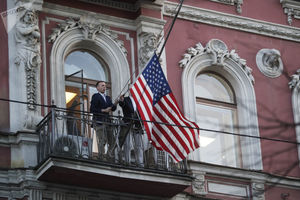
[
  {"left": 49, "top": 26, "right": 130, "bottom": 112},
  {"left": 181, "top": 40, "right": 262, "bottom": 170},
  {"left": 194, "top": 72, "right": 242, "bottom": 168}
]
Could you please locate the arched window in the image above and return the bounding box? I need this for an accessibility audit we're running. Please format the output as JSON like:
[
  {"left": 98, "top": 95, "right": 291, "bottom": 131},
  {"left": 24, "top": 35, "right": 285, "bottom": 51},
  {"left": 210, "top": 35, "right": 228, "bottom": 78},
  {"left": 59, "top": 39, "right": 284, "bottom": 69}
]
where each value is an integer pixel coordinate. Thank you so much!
[
  {"left": 64, "top": 50, "right": 110, "bottom": 112},
  {"left": 49, "top": 17, "right": 130, "bottom": 110},
  {"left": 191, "top": 72, "right": 241, "bottom": 167},
  {"left": 181, "top": 39, "right": 262, "bottom": 170}
]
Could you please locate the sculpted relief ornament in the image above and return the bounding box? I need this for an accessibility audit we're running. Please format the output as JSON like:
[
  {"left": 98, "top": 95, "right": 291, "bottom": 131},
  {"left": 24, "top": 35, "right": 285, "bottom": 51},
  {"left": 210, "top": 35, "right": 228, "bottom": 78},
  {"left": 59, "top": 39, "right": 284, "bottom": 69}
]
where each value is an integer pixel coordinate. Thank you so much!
[
  {"left": 281, "top": 0, "right": 300, "bottom": 25},
  {"left": 251, "top": 181, "right": 265, "bottom": 200},
  {"left": 256, "top": 49, "right": 283, "bottom": 78},
  {"left": 48, "top": 15, "right": 127, "bottom": 56},
  {"left": 14, "top": 7, "right": 41, "bottom": 111},
  {"left": 289, "top": 69, "right": 300, "bottom": 162},
  {"left": 179, "top": 39, "right": 254, "bottom": 84},
  {"left": 209, "top": 0, "right": 243, "bottom": 14},
  {"left": 191, "top": 173, "right": 207, "bottom": 196},
  {"left": 138, "top": 32, "right": 159, "bottom": 68}
]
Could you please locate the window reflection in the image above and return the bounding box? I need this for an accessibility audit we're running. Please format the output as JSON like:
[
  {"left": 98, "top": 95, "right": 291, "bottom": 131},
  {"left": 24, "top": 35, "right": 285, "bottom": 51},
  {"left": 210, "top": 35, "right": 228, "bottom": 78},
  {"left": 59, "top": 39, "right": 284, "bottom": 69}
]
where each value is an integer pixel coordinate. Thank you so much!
[
  {"left": 195, "top": 73, "right": 234, "bottom": 103},
  {"left": 64, "top": 51, "right": 106, "bottom": 81},
  {"left": 192, "top": 72, "right": 241, "bottom": 168}
]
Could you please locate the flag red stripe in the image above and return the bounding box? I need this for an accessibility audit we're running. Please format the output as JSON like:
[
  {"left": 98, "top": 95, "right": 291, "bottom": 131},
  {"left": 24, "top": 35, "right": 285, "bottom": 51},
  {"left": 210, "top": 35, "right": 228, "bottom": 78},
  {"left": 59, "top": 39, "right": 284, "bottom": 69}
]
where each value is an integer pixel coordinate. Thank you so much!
[
  {"left": 152, "top": 123, "right": 184, "bottom": 161},
  {"left": 151, "top": 128, "right": 180, "bottom": 162},
  {"left": 164, "top": 94, "right": 199, "bottom": 150},
  {"left": 168, "top": 94, "right": 200, "bottom": 149},
  {"left": 154, "top": 102, "right": 191, "bottom": 154}
]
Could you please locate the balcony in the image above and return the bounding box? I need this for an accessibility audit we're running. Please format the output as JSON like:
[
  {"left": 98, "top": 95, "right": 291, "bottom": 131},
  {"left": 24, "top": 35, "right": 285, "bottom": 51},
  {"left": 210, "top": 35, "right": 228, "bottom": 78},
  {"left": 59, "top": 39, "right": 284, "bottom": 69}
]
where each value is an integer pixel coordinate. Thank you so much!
[{"left": 35, "top": 107, "right": 192, "bottom": 197}]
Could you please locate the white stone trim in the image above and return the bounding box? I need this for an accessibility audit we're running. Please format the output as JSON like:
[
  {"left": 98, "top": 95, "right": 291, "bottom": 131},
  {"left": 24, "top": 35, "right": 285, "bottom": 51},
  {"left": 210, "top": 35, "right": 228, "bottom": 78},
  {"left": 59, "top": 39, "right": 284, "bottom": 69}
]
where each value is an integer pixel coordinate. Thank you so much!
[
  {"left": 49, "top": 19, "right": 130, "bottom": 109},
  {"left": 164, "top": 1, "right": 300, "bottom": 43},
  {"left": 181, "top": 39, "right": 262, "bottom": 170},
  {"left": 256, "top": 48, "right": 283, "bottom": 78},
  {"left": 207, "top": 180, "right": 249, "bottom": 197},
  {"left": 289, "top": 69, "right": 300, "bottom": 165},
  {"left": 42, "top": 2, "right": 136, "bottom": 31},
  {"left": 209, "top": 0, "right": 243, "bottom": 14},
  {"left": 281, "top": 0, "right": 300, "bottom": 25},
  {"left": 41, "top": 17, "right": 64, "bottom": 114},
  {"left": 42, "top": 2, "right": 165, "bottom": 32},
  {"left": 188, "top": 161, "right": 300, "bottom": 190}
]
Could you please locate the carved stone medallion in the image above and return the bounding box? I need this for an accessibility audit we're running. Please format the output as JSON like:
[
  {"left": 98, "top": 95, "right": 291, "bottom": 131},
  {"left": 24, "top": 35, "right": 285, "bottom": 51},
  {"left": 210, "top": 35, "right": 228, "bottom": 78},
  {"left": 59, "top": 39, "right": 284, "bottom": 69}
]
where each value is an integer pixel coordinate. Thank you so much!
[{"left": 256, "top": 49, "right": 283, "bottom": 78}]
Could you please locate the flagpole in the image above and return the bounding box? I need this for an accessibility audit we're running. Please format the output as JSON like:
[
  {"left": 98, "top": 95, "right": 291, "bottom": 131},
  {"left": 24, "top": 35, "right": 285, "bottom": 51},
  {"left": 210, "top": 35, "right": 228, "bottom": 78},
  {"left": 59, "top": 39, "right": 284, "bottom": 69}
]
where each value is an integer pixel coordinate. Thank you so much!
[
  {"left": 115, "top": 0, "right": 184, "bottom": 101},
  {"left": 157, "top": 0, "right": 184, "bottom": 61}
]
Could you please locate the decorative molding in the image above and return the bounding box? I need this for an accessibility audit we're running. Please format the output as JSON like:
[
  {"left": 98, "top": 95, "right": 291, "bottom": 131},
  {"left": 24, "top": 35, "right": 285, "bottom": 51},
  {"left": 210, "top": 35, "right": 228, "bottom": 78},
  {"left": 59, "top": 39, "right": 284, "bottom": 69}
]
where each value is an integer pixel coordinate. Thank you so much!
[
  {"left": 49, "top": 16, "right": 130, "bottom": 110},
  {"left": 256, "top": 49, "right": 283, "bottom": 78},
  {"left": 281, "top": 0, "right": 300, "bottom": 25},
  {"left": 14, "top": 7, "right": 41, "bottom": 111},
  {"left": 251, "top": 181, "right": 265, "bottom": 200},
  {"left": 207, "top": 181, "right": 249, "bottom": 197},
  {"left": 288, "top": 69, "right": 300, "bottom": 165},
  {"left": 48, "top": 14, "right": 127, "bottom": 56},
  {"left": 182, "top": 39, "right": 262, "bottom": 170},
  {"left": 15, "top": 0, "right": 44, "bottom": 11},
  {"left": 164, "top": 1, "right": 300, "bottom": 43},
  {"left": 289, "top": 69, "right": 300, "bottom": 89},
  {"left": 191, "top": 172, "right": 207, "bottom": 196},
  {"left": 138, "top": 32, "right": 160, "bottom": 69},
  {"left": 179, "top": 39, "right": 254, "bottom": 84},
  {"left": 189, "top": 161, "right": 300, "bottom": 190},
  {"left": 209, "top": 0, "right": 243, "bottom": 14}
]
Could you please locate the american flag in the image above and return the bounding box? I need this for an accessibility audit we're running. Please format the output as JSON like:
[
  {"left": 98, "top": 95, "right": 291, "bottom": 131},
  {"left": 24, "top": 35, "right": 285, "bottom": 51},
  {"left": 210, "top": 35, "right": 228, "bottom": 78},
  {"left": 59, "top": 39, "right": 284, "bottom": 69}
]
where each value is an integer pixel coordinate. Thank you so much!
[{"left": 130, "top": 53, "right": 200, "bottom": 162}]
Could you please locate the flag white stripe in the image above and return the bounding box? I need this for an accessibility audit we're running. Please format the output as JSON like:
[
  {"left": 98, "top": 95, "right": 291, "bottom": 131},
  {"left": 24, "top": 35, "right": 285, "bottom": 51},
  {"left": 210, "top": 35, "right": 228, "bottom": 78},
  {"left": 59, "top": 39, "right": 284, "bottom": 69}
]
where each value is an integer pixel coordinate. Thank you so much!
[
  {"left": 165, "top": 95, "right": 199, "bottom": 149},
  {"left": 152, "top": 125, "right": 182, "bottom": 161},
  {"left": 130, "top": 79, "right": 152, "bottom": 133},
  {"left": 153, "top": 103, "right": 192, "bottom": 154},
  {"left": 159, "top": 96, "right": 196, "bottom": 150}
]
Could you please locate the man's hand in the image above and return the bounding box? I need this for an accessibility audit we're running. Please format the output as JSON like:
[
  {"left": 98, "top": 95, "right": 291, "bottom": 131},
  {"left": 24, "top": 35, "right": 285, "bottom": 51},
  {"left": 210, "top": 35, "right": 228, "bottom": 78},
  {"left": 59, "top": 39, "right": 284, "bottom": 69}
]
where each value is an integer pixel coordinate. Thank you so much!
[{"left": 102, "top": 107, "right": 112, "bottom": 113}]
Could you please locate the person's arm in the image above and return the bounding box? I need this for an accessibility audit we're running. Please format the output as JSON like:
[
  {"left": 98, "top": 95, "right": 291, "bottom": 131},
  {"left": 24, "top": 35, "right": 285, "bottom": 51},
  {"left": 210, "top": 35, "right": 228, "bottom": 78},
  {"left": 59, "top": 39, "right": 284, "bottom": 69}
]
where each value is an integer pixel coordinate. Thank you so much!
[{"left": 90, "top": 94, "right": 97, "bottom": 113}]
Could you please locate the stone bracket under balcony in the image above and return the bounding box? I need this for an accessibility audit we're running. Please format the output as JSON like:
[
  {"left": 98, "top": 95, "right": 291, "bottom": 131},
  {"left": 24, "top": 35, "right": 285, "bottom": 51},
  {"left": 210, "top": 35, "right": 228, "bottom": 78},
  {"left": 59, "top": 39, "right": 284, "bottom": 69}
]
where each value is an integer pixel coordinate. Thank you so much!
[{"left": 36, "top": 156, "right": 192, "bottom": 197}]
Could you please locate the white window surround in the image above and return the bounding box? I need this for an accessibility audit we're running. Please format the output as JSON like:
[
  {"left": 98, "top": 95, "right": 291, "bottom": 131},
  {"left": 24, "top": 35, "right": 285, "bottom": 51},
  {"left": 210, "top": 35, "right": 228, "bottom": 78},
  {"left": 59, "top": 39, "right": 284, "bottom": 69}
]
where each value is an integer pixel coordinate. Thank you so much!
[
  {"left": 289, "top": 69, "right": 300, "bottom": 164},
  {"left": 281, "top": 0, "right": 300, "bottom": 25},
  {"left": 180, "top": 39, "right": 262, "bottom": 170},
  {"left": 49, "top": 20, "right": 130, "bottom": 109}
]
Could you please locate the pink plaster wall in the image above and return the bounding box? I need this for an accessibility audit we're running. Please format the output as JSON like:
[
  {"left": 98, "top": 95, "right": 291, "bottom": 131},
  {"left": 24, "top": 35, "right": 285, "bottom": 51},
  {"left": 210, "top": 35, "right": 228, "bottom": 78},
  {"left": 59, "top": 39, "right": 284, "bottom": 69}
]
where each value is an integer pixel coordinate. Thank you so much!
[
  {"left": 164, "top": 16, "right": 300, "bottom": 177},
  {"left": 0, "top": 146, "right": 11, "bottom": 168},
  {"left": 265, "top": 185, "right": 300, "bottom": 200}
]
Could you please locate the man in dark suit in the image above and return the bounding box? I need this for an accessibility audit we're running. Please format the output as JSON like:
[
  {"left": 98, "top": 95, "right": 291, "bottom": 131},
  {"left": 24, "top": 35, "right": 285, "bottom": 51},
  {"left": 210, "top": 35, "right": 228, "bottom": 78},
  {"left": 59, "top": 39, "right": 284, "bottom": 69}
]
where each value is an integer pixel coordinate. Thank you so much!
[
  {"left": 90, "top": 81, "right": 117, "bottom": 160},
  {"left": 119, "top": 94, "right": 144, "bottom": 167}
]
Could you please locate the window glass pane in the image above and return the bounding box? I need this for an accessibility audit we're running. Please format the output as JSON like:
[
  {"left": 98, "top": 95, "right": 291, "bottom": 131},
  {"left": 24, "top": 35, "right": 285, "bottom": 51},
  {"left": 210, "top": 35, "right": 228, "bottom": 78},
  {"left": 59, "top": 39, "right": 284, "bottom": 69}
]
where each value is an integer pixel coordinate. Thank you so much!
[
  {"left": 64, "top": 51, "right": 106, "bottom": 81},
  {"left": 195, "top": 73, "right": 234, "bottom": 103},
  {"left": 191, "top": 103, "right": 240, "bottom": 167}
]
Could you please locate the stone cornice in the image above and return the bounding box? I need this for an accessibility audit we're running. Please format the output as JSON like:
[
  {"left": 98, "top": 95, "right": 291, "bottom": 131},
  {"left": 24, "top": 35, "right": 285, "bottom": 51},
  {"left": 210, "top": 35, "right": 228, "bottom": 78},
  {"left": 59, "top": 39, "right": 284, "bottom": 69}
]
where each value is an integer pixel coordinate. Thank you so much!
[
  {"left": 0, "top": 132, "right": 39, "bottom": 145},
  {"left": 42, "top": 2, "right": 137, "bottom": 31},
  {"left": 188, "top": 161, "right": 300, "bottom": 190},
  {"left": 43, "top": 2, "right": 165, "bottom": 31},
  {"left": 164, "top": 1, "right": 300, "bottom": 43}
]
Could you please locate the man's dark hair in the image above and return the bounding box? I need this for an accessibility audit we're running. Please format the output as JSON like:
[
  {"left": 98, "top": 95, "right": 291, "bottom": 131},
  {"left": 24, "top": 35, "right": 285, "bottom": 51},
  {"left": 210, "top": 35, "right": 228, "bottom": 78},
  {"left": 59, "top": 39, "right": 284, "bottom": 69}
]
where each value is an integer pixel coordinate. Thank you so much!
[{"left": 96, "top": 81, "right": 105, "bottom": 87}]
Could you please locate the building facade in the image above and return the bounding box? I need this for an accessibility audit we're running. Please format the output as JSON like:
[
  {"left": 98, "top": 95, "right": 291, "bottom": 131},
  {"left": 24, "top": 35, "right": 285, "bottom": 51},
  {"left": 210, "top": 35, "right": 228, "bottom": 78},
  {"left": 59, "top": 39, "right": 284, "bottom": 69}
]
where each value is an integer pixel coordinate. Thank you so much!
[{"left": 0, "top": 0, "right": 300, "bottom": 199}]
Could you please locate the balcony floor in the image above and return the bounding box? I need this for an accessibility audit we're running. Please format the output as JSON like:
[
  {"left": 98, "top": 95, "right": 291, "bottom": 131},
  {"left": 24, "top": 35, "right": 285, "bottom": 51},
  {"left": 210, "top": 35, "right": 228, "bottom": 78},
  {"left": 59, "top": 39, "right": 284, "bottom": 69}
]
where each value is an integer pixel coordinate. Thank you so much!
[{"left": 36, "top": 156, "right": 192, "bottom": 197}]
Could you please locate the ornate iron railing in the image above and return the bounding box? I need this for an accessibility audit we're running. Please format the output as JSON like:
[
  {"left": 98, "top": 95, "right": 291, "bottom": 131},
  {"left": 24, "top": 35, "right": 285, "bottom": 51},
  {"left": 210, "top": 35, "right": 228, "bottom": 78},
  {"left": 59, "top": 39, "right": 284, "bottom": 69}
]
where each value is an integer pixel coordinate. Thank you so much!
[{"left": 36, "top": 107, "right": 186, "bottom": 173}]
